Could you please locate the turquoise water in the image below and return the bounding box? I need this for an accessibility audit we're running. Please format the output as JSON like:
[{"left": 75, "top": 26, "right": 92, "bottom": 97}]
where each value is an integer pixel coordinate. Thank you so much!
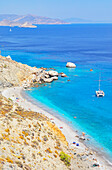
[{"left": 0, "top": 24, "right": 112, "bottom": 162}]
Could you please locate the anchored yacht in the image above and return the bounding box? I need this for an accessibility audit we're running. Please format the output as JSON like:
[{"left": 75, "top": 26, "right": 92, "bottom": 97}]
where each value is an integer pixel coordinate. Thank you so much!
[{"left": 96, "top": 73, "right": 105, "bottom": 97}]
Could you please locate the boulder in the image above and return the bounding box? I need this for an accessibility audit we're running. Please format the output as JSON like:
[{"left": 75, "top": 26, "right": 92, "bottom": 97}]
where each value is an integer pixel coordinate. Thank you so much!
[
  {"left": 48, "top": 70, "right": 58, "bottom": 77},
  {"left": 45, "top": 74, "right": 50, "bottom": 78},
  {"left": 66, "top": 62, "right": 76, "bottom": 68},
  {"left": 43, "top": 76, "right": 58, "bottom": 83},
  {"left": 6, "top": 55, "right": 12, "bottom": 60},
  {"left": 43, "top": 77, "right": 54, "bottom": 83},
  {"left": 52, "top": 76, "right": 58, "bottom": 80},
  {"left": 61, "top": 73, "right": 67, "bottom": 77}
]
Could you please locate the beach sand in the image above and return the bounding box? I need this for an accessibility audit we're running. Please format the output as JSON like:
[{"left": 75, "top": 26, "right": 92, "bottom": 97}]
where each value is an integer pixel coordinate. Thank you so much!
[{"left": 2, "top": 87, "right": 112, "bottom": 170}]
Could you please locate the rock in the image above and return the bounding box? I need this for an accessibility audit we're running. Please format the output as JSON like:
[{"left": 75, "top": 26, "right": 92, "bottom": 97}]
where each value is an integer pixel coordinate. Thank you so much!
[
  {"left": 32, "top": 74, "right": 37, "bottom": 80},
  {"left": 45, "top": 74, "right": 50, "bottom": 78},
  {"left": 75, "top": 135, "right": 79, "bottom": 138},
  {"left": 6, "top": 55, "right": 12, "bottom": 60},
  {"left": 52, "top": 76, "right": 58, "bottom": 80},
  {"left": 43, "top": 77, "right": 54, "bottom": 83},
  {"left": 79, "top": 136, "right": 85, "bottom": 140},
  {"left": 48, "top": 70, "right": 58, "bottom": 77},
  {"left": 66, "top": 62, "right": 76, "bottom": 68},
  {"left": 61, "top": 73, "right": 67, "bottom": 77},
  {"left": 43, "top": 76, "right": 58, "bottom": 83}
]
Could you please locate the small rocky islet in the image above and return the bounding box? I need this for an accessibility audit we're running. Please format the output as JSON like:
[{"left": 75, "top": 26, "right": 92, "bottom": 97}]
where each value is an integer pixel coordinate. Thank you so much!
[{"left": 0, "top": 55, "right": 109, "bottom": 169}]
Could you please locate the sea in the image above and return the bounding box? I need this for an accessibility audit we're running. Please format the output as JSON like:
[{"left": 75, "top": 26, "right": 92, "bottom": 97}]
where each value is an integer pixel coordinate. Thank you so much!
[{"left": 0, "top": 24, "right": 112, "bottom": 163}]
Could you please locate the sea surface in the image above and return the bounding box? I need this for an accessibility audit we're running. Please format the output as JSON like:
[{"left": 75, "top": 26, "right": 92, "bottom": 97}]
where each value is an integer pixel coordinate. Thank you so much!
[{"left": 0, "top": 24, "right": 112, "bottom": 163}]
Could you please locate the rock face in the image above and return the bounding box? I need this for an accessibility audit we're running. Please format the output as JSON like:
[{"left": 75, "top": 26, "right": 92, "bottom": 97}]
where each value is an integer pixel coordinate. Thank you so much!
[{"left": 66, "top": 62, "right": 76, "bottom": 68}]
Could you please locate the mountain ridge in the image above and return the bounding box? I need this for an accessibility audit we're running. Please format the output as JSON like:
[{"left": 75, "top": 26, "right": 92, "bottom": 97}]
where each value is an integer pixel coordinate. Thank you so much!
[{"left": 0, "top": 14, "right": 68, "bottom": 27}]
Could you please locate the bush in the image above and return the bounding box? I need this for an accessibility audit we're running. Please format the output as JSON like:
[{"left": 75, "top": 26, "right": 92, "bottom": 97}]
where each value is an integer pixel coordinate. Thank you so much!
[
  {"left": 4, "top": 64, "right": 7, "bottom": 68},
  {"left": 8, "top": 98, "right": 12, "bottom": 101},
  {"left": 59, "top": 151, "right": 71, "bottom": 166}
]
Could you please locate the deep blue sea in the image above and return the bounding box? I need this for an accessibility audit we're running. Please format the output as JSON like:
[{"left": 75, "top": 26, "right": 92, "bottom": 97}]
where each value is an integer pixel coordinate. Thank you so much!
[{"left": 0, "top": 24, "right": 112, "bottom": 162}]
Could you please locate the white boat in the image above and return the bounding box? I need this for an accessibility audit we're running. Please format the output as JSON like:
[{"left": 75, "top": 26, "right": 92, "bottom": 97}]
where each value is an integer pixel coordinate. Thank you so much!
[
  {"left": 96, "top": 90, "right": 105, "bottom": 97},
  {"left": 9, "top": 28, "right": 12, "bottom": 32},
  {"left": 96, "top": 73, "right": 105, "bottom": 97}
]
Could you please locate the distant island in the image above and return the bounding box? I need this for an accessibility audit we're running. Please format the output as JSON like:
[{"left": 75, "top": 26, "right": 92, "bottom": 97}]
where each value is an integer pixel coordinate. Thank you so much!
[
  {"left": 0, "top": 14, "right": 111, "bottom": 28},
  {"left": 63, "top": 17, "right": 93, "bottom": 23},
  {"left": 0, "top": 14, "right": 68, "bottom": 28}
]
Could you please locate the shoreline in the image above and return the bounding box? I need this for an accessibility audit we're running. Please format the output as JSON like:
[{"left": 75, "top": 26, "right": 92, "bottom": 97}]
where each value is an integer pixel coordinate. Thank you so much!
[
  {"left": 2, "top": 86, "right": 112, "bottom": 169},
  {"left": 22, "top": 89, "right": 112, "bottom": 165}
]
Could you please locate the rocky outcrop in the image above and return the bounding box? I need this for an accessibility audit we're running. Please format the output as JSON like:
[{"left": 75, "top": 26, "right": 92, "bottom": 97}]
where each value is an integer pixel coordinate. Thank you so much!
[
  {"left": 6, "top": 55, "right": 12, "bottom": 60},
  {"left": 0, "top": 55, "right": 59, "bottom": 89},
  {"left": 66, "top": 62, "right": 76, "bottom": 68}
]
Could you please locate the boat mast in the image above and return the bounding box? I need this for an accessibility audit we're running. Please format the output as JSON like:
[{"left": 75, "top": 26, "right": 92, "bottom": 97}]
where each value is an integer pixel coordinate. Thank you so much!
[{"left": 99, "top": 72, "right": 101, "bottom": 91}]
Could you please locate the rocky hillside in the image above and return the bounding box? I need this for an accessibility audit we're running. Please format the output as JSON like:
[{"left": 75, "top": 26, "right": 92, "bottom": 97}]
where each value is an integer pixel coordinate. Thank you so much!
[
  {"left": 0, "top": 93, "right": 104, "bottom": 170},
  {"left": 0, "top": 95, "right": 72, "bottom": 169},
  {"left": 0, "top": 55, "right": 59, "bottom": 89}
]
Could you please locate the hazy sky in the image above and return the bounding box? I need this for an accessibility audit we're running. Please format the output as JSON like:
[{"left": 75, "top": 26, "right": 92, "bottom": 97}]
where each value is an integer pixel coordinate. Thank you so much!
[{"left": 0, "top": 0, "right": 112, "bottom": 21}]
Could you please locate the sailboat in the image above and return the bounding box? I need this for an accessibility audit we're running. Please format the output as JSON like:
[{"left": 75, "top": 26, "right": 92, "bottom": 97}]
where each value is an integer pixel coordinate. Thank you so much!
[
  {"left": 96, "top": 73, "right": 105, "bottom": 97},
  {"left": 9, "top": 28, "right": 12, "bottom": 32}
]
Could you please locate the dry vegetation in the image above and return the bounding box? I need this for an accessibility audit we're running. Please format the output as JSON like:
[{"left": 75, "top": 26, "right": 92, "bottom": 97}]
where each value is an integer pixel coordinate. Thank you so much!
[{"left": 0, "top": 95, "right": 73, "bottom": 169}]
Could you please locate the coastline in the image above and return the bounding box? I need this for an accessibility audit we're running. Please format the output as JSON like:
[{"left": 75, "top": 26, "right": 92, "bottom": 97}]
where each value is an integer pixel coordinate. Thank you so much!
[{"left": 2, "top": 86, "right": 112, "bottom": 169}]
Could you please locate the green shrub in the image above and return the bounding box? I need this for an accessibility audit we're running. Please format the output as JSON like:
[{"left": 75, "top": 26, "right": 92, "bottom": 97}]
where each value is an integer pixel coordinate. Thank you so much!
[
  {"left": 59, "top": 151, "right": 71, "bottom": 166},
  {"left": 8, "top": 98, "right": 12, "bottom": 101},
  {"left": 4, "top": 64, "right": 7, "bottom": 68}
]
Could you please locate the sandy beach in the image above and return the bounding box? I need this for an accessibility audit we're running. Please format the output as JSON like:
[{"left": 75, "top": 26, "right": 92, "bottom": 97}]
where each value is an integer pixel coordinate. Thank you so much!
[{"left": 2, "top": 86, "right": 112, "bottom": 170}]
